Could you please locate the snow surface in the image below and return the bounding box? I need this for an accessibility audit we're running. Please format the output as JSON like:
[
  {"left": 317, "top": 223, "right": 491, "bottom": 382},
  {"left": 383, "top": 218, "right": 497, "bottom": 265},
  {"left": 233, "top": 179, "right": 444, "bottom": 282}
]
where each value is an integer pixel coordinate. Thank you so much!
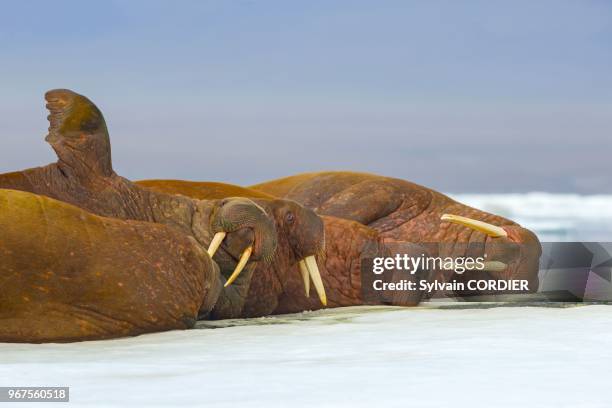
[{"left": 1, "top": 305, "right": 611, "bottom": 407}]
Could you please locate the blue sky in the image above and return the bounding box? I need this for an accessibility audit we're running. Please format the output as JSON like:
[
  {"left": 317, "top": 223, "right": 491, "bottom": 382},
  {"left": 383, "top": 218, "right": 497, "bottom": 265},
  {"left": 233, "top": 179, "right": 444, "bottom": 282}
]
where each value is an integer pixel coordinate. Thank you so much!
[{"left": 1, "top": 1, "right": 611, "bottom": 192}]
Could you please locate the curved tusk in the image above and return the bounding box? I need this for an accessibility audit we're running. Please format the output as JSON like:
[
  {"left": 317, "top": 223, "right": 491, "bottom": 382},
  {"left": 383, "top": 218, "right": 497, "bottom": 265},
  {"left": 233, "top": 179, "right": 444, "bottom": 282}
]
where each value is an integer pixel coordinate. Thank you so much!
[
  {"left": 304, "top": 255, "right": 327, "bottom": 306},
  {"left": 298, "top": 260, "right": 310, "bottom": 297},
  {"left": 440, "top": 214, "right": 508, "bottom": 238},
  {"left": 224, "top": 246, "right": 253, "bottom": 287},
  {"left": 207, "top": 232, "right": 227, "bottom": 257}
]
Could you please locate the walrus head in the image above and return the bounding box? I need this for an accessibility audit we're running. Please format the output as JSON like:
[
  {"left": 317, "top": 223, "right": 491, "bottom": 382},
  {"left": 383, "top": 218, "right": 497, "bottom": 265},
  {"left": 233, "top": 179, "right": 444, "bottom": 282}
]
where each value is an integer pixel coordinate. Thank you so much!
[
  {"left": 207, "top": 197, "right": 278, "bottom": 287},
  {"left": 44, "top": 89, "right": 113, "bottom": 177},
  {"left": 439, "top": 213, "right": 541, "bottom": 296},
  {"left": 203, "top": 196, "right": 327, "bottom": 306},
  {"left": 268, "top": 199, "right": 327, "bottom": 306}
]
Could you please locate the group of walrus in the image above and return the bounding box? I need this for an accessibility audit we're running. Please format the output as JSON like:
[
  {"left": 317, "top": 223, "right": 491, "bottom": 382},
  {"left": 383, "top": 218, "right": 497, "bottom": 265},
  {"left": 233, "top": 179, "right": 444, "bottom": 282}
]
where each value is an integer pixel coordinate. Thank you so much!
[{"left": 0, "top": 89, "right": 541, "bottom": 343}]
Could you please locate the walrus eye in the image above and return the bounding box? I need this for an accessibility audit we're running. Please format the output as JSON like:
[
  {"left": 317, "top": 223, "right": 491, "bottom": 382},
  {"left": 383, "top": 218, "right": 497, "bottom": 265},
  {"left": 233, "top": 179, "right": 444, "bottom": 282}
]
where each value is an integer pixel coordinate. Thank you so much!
[{"left": 285, "top": 212, "right": 295, "bottom": 224}]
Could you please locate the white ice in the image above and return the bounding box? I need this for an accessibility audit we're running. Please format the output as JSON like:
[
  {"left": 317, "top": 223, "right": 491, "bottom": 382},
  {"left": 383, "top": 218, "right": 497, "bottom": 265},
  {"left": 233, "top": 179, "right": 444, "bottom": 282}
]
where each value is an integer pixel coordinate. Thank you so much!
[{"left": 1, "top": 305, "right": 610, "bottom": 407}]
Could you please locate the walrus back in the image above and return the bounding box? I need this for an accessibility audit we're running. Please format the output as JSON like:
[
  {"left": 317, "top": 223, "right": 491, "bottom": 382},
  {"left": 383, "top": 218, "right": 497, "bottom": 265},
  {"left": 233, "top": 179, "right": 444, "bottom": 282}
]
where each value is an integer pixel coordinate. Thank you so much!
[{"left": 137, "top": 179, "right": 275, "bottom": 200}]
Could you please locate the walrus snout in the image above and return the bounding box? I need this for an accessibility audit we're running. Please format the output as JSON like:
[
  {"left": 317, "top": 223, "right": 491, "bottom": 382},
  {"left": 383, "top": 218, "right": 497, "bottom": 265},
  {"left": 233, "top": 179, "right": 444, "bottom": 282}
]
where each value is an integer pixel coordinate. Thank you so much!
[
  {"left": 494, "top": 225, "right": 541, "bottom": 289},
  {"left": 440, "top": 214, "right": 541, "bottom": 294},
  {"left": 207, "top": 197, "right": 278, "bottom": 288}
]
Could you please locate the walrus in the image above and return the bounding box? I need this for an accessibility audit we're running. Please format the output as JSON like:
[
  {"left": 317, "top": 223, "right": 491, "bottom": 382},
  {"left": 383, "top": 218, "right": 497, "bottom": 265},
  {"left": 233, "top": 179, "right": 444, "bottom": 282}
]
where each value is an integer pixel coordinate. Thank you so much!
[
  {"left": 249, "top": 171, "right": 541, "bottom": 293},
  {"left": 137, "top": 171, "right": 542, "bottom": 312},
  {"left": 132, "top": 185, "right": 332, "bottom": 317},
  {"left": 0, "top": 189, "right": 217, "bottom": 343},
  {"left": 207, "top": 196, "right": 327, "bottom": 318},
  {"left": 137, "top": 180, "right": 387, "bottom": 312},
  {"left": 0, "top": 90, "right": 297, "bottom": 340}
]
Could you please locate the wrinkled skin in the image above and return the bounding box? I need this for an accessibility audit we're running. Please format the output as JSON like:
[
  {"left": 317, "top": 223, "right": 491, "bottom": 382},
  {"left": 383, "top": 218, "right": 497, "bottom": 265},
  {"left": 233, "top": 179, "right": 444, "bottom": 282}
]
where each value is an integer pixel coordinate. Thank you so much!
[
  {"left": 0, "top": 90, "right": 277, "bottom": 341},
  {"left": 141, "top": 180, "right": 328, "bottom": 317},
  {"left": 0, "top": 87, "right": 542, "bottom": 343},
  {"left": 0, "top": 189, "right": 215, "bottom": 343},
  {"left": 140, "top": 172, "right": 542, "bottom": 311},
  {"left": 251, "top": 172, "right": 542, "bottom": 297},
  {"left": 242, "top": 198, "right": 325, "bottom": 316}
]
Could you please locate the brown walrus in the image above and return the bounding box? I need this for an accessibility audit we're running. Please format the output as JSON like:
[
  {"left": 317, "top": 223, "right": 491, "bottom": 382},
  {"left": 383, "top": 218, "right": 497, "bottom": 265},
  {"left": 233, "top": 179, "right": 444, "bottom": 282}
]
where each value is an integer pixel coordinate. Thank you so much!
[
  {"left": 250, "top": 171, "right": 541, "bottom": 290},
  {"left": 138, "top": 171, "right": 542, "bottom": 312},
  {"left": 208, "top": 196, "right": 327, "bottom": 318},
  {"left": 137, "top": 180, "right": 387, "bottom": 313},
  {"left": 0, "top": 90, "right": 290, "bottom": 341},
  {"left": 0, "top": 189, "right": 216, "bottom": 342}
]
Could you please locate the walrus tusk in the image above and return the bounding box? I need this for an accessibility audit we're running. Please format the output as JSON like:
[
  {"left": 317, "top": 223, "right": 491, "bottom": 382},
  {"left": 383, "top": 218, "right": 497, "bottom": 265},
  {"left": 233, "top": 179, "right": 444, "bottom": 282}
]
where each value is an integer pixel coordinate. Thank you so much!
[
  {"left": 298, "top": 259, "right": 310, "bottom": 297},
  {"left": 440, "top": 214, "right": 508, "bottom": 238},
  {"left": 482, "top": 261, "right": 508, "bottom": 272},
  {"left": 207, "top": 232, "right": 227, "bottom": 257},
  {"left": 224, "top": 246, "right": 253, "bottom": 287},
  {"left": 303, "top": 255, "right": 327, "bottom": 306},
  {"left": 441, "top": 260, "right": 508, "bottom": 274}
]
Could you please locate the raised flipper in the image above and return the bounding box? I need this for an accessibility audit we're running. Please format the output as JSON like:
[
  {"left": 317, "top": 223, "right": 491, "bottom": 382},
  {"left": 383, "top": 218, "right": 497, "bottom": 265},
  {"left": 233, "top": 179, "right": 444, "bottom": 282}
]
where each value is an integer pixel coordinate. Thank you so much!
[{"left": 0, "top": 90, "right": 281, "bottom": 328}]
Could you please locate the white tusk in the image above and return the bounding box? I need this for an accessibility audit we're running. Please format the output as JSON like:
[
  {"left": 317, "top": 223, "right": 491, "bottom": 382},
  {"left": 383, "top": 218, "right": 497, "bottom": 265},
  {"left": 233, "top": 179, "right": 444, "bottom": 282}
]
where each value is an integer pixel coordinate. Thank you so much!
[
  {"left": 441, "top": 214, "right": 508, "bottom": 238},
  {"left": 482, "top": 261, "right": 507, "bottom": 273},
  {"left": 441, "top": 260, "right": 508, "bottom": 274},
  {"left": 304, "top": 255, "right": 327, "bottom": 306},
  {"left": 298, "top": 260, "right": 310, "bottom": 297},
  {"left": 224, "top": 246, "right": 253, "bottom": 287},
  {"left": 207, "top": 232, "right": 227, "bottom": 257}
]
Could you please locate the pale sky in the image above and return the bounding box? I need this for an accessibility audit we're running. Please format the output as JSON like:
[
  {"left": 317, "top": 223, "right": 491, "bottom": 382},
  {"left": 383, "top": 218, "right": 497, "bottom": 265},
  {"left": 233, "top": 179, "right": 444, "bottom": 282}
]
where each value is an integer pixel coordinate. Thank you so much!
[{"left": 1, "top": 1, "right": 611, "bottom": 193}]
